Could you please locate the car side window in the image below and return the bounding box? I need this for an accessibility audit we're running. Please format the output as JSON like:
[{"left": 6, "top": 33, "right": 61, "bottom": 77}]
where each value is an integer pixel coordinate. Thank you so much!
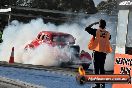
[
  {"left": 42, "top": 34, "right": 50, "bottom": 41},
  {"left": 37, "top": 34, "right": 41, "bottom": 39},
  {"left": 45, "top": 35, "right": 50, "bottom": 41},
  {"left": 42, "top": 35, "right": 45, "bottom": 40}
]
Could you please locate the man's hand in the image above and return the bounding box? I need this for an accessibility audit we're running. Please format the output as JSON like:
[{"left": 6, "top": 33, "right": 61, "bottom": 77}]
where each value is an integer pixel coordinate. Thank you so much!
[{"left": 93, "top": 22, "right": 99, "bottom": 25}]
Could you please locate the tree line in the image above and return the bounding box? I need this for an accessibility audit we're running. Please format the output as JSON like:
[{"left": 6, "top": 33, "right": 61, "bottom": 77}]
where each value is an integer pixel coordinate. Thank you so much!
[{"left": 0, "top": 0, "right": 97, "bottom": 13}]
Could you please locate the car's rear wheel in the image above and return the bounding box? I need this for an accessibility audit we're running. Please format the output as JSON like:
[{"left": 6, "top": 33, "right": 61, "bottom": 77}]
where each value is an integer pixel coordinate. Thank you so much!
[
  {"left": 76, "top": 74, "right": 86, "bottom": 85},
  {"left": 69, "top": 45, "right": 80, "bottom": 60}
]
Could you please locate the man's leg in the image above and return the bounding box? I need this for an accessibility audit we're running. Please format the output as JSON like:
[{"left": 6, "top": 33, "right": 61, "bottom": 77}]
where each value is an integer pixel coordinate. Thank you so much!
[
  {"left": 93, "top": 52, "right": 100, "bottom": 88},
  {"left": 100, "top": 53, "right": 106, "bottom": 74},
  {"left": 100, "top": 53, "right": 106, "bottom": 88},
  {"left": 94, "top": 51, "right": 101, "bottom": 74}
]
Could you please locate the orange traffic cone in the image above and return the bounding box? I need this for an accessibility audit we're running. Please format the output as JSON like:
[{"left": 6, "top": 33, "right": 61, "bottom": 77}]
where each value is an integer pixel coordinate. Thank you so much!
[{"left": 9, "top": 47, "right": 14, "bottom": 63}]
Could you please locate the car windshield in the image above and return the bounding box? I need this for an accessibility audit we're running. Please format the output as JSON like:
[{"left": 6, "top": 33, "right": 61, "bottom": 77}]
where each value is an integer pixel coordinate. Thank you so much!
[{"left": 53, "top": 35, "right": 75, "bottom": 44}]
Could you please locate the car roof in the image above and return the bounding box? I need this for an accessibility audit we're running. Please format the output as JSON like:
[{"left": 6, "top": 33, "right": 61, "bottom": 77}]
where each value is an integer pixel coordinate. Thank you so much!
[{"left": 39, "top": 31, "right": 71, "bottom": 36}]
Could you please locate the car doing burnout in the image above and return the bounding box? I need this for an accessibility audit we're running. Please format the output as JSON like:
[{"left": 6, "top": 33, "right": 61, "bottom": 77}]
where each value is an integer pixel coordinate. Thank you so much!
[
  {"left": 25, "top": 31, "right": 79, "bottom": 58},
  {"left": 25, "top": 31, "right": 91, "bottom": 67}
]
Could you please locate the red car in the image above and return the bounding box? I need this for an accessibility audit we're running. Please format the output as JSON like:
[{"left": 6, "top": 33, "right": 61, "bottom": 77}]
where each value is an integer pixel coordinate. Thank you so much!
[
  {"left": 25, "top": 31, "right": 76, "bottom": 49},
  {"left": 25, "top": 31, "right": 80, "bottom": 63},
  {"left": 25, "top": 31, "right": 91, "bottom": 67}
]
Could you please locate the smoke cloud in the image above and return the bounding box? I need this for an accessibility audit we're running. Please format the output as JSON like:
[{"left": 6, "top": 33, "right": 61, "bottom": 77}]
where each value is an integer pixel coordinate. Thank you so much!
[{"left": 0, "top": 12, "right": 117, "bottom": 71}]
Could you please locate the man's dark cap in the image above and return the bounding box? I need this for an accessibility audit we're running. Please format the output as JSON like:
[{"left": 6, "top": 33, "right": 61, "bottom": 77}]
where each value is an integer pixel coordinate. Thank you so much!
[{"left": 99, "top": 19, "right": 106, "bottom": 26}]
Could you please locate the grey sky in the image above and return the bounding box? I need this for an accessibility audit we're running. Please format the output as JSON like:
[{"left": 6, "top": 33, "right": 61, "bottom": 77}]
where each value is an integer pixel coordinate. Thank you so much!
[{"left": 93, "top": 0, "right": 108, "bottom": 6}]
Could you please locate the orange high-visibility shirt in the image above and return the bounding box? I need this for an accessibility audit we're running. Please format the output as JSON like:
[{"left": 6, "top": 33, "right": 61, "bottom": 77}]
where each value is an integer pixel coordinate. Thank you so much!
[{"left": 88, "top": 29, "right": 112, "bottom": 53}]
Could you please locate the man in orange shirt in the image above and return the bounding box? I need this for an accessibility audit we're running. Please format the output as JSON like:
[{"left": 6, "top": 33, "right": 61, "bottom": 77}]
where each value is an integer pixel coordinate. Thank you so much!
[{"left": 85, "top": 19, "right": 112, "bottom": 88}]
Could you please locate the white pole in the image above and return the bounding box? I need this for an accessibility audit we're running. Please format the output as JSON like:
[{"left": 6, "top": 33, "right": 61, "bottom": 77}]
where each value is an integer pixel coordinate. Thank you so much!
[{"left": 115, "top": 10, "right": 129, "bottom": 54}]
